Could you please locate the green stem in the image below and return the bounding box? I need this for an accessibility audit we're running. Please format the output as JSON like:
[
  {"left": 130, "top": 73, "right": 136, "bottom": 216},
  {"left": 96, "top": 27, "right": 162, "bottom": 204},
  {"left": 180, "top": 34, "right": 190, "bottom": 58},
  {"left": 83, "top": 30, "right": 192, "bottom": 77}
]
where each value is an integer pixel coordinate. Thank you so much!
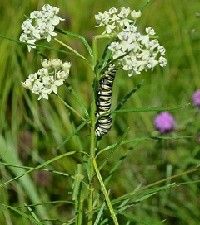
[
  {"left": 74, "top": 165, "right": 84, "bottom": 225},
  {"left": 86, "top": 33, "right": 100, "bottom": 225},
  {"left": 87, "top": 185, "right": 94, "bottom": 225},
  {"left": 77, "top": 187, "right": 83, "bottom": 225},
  {"left": 86, "top": 32, "right": 115, "bottom": 224},
  {"left": 87, "top": 89, "right": 97, "bottom": 225}
]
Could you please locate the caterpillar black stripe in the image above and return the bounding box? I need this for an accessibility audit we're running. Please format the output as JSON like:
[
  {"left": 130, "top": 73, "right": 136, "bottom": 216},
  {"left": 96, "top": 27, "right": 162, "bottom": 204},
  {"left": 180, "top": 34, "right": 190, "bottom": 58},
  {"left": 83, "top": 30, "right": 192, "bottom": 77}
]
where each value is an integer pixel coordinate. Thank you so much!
[{"left": 95, "top": 64, "right": 117, "bottom": 138}]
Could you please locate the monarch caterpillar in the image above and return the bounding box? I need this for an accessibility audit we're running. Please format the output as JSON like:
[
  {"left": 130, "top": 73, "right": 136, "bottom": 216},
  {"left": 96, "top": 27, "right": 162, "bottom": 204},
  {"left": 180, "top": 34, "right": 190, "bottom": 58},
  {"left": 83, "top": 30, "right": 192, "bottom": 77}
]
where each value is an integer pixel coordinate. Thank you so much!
[{"left": 95, "top": 64, "right": 117, "bottom": 138}]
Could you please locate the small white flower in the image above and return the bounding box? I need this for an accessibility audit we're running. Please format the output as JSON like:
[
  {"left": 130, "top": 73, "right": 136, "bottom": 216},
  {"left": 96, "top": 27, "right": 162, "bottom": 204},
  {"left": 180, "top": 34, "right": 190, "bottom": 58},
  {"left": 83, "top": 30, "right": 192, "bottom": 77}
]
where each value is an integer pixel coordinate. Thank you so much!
[
  {"left": 111, "top": 14, "right": 119, "bottom": 23},
  {"left": 54, "top": 79, "right": 64, "bottom": 87},
  {"left": 62, "top": 62, "right": 71, "bottom": 73},
  {"left": 131, "top": 10, "right": 142, "bottom": 19},
  {"left": 157, "top": 46, "right": 166, "bottom": 55},
  {"left": 108, "top": 24, "right": 167, "bottom": 76},
  {"left": 95, "top": 7, "right": 142, "bottom": 34},
  {"left": 118, "top": 18, "right": 132, "bottom": 28},
  {"left": 105, "top": 23, "right": 116, "bottom": 34},
  {"left": 146, "top": 27, "right": 156, "bottom": 36},
  {"left": 22, "top": 59, "right": 71, "bottom": 100},
  {"left": 42, "top": 59, "right": 50, "bottom": 68},
  {"left": 19, "top": 4, "right": 65, "bottom": 51},
  {"left": 51, "top": 59, "right": 62, "bottom": 68},
  {"left": 108, "top": 7, "right": 118, "bottom": 14},
  {"left": 95, "top": 12, "right": 110, "bottom": 26},
  {"left": 118, "top": 7, "right": 131, "bottom": 18},
  {"left": 159, "top": 56, "right": 167, "bottom": 67}
]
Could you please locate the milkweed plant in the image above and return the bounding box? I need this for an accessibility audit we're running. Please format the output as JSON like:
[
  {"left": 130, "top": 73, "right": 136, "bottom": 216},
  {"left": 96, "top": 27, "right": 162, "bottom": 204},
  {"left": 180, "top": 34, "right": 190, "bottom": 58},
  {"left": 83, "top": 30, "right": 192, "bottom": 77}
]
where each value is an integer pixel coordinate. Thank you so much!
[{"left": 20, "top": 4, "right": 167, "bottom": 225}]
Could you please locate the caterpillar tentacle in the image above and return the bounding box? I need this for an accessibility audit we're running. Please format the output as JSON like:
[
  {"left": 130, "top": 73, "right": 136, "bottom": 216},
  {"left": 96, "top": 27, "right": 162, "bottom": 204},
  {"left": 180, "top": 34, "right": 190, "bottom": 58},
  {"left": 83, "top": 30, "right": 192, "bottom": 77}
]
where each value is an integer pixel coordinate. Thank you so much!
[{"left": 95, "top": 64, "right": 117, "bottom": 138}]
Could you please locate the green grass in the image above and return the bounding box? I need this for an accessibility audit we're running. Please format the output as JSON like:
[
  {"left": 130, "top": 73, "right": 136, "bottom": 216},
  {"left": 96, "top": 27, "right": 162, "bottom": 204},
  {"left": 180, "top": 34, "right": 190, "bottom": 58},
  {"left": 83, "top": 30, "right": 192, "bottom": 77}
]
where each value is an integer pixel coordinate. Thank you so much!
[{"left": 0, "top": 0, "right": 200, "bottom": 224}]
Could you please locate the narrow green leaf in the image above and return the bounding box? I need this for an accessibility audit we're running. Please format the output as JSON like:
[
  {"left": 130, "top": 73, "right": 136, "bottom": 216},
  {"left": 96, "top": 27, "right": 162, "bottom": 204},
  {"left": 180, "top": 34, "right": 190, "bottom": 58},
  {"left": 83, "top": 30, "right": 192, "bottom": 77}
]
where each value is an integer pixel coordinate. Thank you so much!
[
  {"left": 115, "top": 83, "right": 143, "bottom": 111},
  {"left": 99, "top": 218, "right": 108, "bottom": 225},
  {"left": 72, "top": 164, "right": 84, "bottom": 201},
  {"left": 56, "top": 28, "right": 93, "bottom": 57},
  {"left": 0, "top": 136, "right": 49, "bottom": 220},
  {"left": 93, "top": 158, "right": 119, "bottom": 225},
  {"left": 57, "top": 94, "right": 88, "bottom": 122},
  {"left": 94, "top": 202, "right": 106, "bottom": 225},
  {"left": 73, "top": 164, "right": 84, "bottom": 225},
  {"left": 0, "top": 34, "right": 71, "bottom": 55},
  {"left": 113, "top": 183, "right": 176, "bottom": 206},
  {"left": 0, "top": 203, "right": 44, "bottom": 225},
  {"left": 99, "top": 135, "right": 193, "bottom": 153},
  {"left": 0, "top": 151, "right": 76, "bottom": 188},
  {"left": 22, "top": 200, "right": 73, "bottom": 208},
  {"left": 97, "top": 129, "right": 129, "bottom": 157},
  {"left": 26, "top": 205, "right": 43, "bottom": 224},
  {"left": 95, "top": 44, "right": 112, "bottom": 76},
  {"left": 0, "top": 162, "right": 71, "bottom": 178},
  {"left": 56, "top": 120, "right": 88, "bottom": 151},
  {"left": 55, "top": 38, "right": 88, "bottom": 61},
  {"left": 113, "top": 103, "right": 191, "bottom": 113}
]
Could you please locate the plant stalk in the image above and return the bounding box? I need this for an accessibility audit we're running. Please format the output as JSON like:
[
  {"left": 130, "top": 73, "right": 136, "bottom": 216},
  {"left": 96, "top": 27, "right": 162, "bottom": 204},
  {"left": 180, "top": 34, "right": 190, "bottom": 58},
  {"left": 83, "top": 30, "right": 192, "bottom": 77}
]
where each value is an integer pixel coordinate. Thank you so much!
[
  {"left": 87, "top": 84, "right": 97, "bottom": 225},
  {"left": 86, "top": 32, "right": 100, "bottom": 225}
]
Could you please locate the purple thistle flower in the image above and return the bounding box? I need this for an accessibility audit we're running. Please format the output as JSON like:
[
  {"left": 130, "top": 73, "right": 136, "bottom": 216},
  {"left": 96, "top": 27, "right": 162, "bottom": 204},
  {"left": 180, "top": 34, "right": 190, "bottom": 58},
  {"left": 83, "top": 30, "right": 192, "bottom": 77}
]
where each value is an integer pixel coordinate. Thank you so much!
[
  {"left": 192, "top": 90, "right": 200, "bottom": 108},
  {"left": 154, "top": 112, "right": 176, "bottom": 134}
]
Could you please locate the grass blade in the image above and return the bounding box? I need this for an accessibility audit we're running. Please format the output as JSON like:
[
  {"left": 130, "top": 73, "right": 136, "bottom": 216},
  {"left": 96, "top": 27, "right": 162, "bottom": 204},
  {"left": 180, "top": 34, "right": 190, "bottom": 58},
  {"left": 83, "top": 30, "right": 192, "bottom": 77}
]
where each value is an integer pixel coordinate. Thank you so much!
[
  {"left": 0, "top": 136, "right": 49, "bottom": 221},
  {"left": 0, "top": 203, "right": 44, "bottom": 225},
  {"left": 0, "top": 151, "right": 76, "bottom": 188},
  {"left": 93, "top": 158, "right": 119, "bottom": 225}
]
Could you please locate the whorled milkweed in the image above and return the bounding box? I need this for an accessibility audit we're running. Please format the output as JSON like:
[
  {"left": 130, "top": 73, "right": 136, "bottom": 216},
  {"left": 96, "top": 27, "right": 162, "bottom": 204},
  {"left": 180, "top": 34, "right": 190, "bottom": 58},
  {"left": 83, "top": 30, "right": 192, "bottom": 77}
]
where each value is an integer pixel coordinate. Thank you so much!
[{"left": 95, "top": 64, "right": 117, "bottom": 138}]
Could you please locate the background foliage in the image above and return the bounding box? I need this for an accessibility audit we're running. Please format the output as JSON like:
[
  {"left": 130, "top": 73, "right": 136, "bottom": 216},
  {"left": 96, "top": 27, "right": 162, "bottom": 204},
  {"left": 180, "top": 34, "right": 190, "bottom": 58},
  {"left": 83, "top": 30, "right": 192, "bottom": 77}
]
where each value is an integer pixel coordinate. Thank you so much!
[{"left": 0, "top": 0, "right": 200, "bottom": 224}]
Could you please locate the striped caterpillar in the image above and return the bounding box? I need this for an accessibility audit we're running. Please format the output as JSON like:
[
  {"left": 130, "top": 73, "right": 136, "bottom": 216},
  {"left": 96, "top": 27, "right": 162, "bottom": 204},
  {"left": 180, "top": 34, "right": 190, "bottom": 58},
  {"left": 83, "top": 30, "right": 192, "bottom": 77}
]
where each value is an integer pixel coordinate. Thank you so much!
[{"left": 95, "top": 64, "right": 117, "bottom": 138}]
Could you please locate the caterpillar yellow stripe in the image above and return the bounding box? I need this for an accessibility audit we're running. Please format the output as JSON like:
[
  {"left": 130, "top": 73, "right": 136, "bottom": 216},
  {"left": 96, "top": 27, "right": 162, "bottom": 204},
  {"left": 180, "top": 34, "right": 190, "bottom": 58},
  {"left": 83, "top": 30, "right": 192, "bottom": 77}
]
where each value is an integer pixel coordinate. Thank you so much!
[{"left": 95, "top": 64, "right": 117, "bottom": 138}]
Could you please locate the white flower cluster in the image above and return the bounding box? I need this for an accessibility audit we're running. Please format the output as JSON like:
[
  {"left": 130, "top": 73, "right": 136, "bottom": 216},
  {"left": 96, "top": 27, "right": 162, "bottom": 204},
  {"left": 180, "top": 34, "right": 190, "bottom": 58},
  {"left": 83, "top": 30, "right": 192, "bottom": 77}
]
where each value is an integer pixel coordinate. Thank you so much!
[
  {"left": 108, "top": 25, "right": 167, "bottom": 76},
  {"left": 22, "top": 59, "right": 71, "bottom": 100},
  {"left": 19, "top": 4, "right": 64, "bottom": 52},
  {"left": 95, "top": 7, "right": 141, "bottom": 34}
]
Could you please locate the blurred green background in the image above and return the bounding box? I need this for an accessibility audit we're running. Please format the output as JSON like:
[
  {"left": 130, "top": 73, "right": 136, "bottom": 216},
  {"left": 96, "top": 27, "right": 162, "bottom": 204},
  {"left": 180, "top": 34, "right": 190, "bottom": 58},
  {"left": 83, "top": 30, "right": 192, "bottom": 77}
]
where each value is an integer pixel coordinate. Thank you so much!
[{"left": 0, "top": 0, "right": 200, "bottom": 224}]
